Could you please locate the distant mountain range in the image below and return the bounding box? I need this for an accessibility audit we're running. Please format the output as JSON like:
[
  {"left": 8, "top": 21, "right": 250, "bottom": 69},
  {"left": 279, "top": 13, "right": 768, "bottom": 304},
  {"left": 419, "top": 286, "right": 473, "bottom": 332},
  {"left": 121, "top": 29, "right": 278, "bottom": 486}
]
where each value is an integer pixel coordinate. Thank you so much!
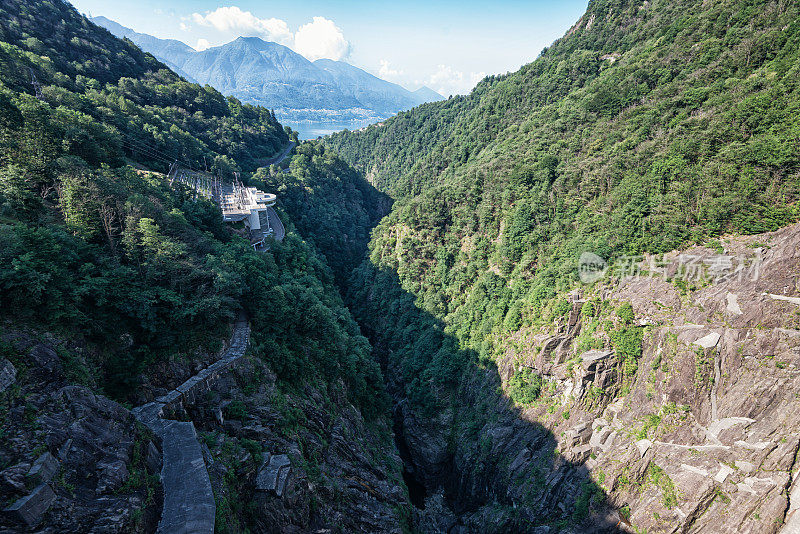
[{"left": 92, "top": 16, "right": 444, "bottom": 123}]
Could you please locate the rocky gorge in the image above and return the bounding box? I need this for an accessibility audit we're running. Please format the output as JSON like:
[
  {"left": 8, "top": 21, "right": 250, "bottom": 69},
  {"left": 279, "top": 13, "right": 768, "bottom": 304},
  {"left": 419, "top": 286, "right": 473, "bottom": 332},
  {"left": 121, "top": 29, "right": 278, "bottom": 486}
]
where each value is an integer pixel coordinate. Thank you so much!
[
  {"left": 3, "top": 0, "right": 800, "bottom": 531},
  {"left": 376, "top": 222, "right": 800, "bottom": 533},
  {"left": 4, "top": 212, "right": 799, "bottom": 534}
]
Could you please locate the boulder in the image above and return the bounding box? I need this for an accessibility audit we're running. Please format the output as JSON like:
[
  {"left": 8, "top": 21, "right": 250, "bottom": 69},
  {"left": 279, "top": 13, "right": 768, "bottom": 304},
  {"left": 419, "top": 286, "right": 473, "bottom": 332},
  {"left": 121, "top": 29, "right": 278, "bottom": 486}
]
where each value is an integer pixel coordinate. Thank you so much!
[
  {"left": 635, "top": 439, "right": 652, "bottom": 458},
  {"left": 508, "top": 447, "right": 532, "bottom": 474},
  {"left": 693, "top": 332, "right": 721, "bottom": 349},
  {"left": 57, "top": 438, "right": 72, "bottom": 461},
  {"left": 0, "top": 462, "right": 31, "bottom": 493},
  {"left": 256, "top": 454, "right": 292, "bottom": 496},
  {"left": 415, "top": 491, "right": 458, "bottom": 534},
  {"left": 95, "top": 460, "right": 129, "bottom": 495},
  {"left": 145, "top": 441, "right": 161, "bottom": 475},
  {"left": 27, "top": 344, "right": 63, "bottom": 381},
  {"left": 726, "top": 292, "right": 743, "bottom": 315},
  {"left": 714, "top": 463, "right": 734, "bottom": 483},
  {"left": 27, "top": 452, "right": 59, "bottom": 485},
  {"left": 564, "top": 422, "right": 593, "bottom": 449},
  {"left": 3, "top": 483, "right": 56, "bottom": 528}
]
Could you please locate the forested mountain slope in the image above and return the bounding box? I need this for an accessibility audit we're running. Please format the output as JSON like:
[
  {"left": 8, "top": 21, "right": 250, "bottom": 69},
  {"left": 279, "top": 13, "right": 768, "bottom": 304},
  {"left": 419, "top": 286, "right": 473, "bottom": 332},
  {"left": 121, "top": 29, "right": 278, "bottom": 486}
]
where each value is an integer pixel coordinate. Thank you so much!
[
  {"left": 0, "top": 1, "right": 407, "bottom": 531},
  {"left": 1, "top": 1, "right": 289, "bottom": 175},
  {"left": 319, "top": 0, "right": 800, "bottom": 531},
  {"left": 326, "top": 0, "right": 800, "bottom": 349}
]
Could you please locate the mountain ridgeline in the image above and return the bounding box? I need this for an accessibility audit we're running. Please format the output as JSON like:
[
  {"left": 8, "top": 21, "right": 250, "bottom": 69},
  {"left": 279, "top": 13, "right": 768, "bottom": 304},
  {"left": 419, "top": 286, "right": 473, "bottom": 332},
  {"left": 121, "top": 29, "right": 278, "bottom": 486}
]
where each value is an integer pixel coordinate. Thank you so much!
[{"left": 92, "top": 16, "right": 444, "bottom": 124}]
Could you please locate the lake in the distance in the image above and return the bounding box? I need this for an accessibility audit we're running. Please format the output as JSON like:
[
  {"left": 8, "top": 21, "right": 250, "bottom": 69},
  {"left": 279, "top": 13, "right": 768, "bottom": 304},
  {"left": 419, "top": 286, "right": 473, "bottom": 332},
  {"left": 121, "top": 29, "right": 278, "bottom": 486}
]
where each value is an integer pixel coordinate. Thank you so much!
[{"left": 282, "top": 118, "right": 380, "bottom": 140}]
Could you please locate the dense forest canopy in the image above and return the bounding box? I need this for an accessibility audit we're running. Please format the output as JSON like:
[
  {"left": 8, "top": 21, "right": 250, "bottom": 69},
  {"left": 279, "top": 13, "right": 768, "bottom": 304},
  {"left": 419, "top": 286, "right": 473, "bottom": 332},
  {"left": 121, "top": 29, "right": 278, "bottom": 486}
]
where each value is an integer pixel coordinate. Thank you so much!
[
  {"left": 0, "top": 0, "right": 387, "bottom": 419},
  {"left": 0, "top": 0, "right": 289, "bottom": 177},
  {"left": 324, "top": 0, "right": 800, "bottom": 410}
]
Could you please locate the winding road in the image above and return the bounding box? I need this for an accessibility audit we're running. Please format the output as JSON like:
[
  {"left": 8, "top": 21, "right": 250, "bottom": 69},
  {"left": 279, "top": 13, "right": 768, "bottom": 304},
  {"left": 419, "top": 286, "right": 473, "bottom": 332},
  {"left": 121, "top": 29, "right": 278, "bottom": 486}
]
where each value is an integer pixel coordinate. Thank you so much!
[
  {"left": 265, "top": 141, "right": 295, "bottom": 167},
  {"left": 267, "top": 206, "right": 285, "bottom": 242}
]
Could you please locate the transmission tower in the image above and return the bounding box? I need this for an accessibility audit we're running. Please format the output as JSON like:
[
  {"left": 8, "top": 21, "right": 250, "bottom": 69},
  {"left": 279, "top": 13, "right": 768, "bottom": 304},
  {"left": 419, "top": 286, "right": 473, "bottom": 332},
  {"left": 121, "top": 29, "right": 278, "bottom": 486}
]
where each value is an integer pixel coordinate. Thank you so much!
[{"left": 29, "top": 68, "right": 43, "bottom": 100}]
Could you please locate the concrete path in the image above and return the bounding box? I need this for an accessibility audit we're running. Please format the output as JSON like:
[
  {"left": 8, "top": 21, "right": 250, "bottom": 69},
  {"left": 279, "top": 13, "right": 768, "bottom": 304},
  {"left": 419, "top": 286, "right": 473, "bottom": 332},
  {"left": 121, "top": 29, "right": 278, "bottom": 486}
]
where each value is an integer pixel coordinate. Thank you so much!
[
  {"left": 265, "top": 141, "right": 295, "bottom": 167},
  {"left": 132, "top": 315, "right": 250, "bottom": 534},
  {"left": 157, "top": 421, "right": 216, "bottom": 534}
]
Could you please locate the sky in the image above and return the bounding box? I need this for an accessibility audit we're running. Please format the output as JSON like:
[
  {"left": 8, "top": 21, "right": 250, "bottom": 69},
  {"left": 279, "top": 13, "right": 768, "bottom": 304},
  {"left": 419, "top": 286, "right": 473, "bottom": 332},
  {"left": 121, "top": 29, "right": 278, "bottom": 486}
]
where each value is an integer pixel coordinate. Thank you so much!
[{"left": 68, "top": 0, "right": 589, "bottom": 96}]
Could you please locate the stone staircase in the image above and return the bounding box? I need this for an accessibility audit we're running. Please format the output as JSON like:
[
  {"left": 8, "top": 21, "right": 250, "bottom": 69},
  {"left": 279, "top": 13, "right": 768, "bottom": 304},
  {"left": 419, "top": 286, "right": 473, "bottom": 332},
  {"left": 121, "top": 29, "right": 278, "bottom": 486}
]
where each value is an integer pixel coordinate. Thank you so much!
[{"left": 132, "top": 314, "right": 250, "bottom": 534}]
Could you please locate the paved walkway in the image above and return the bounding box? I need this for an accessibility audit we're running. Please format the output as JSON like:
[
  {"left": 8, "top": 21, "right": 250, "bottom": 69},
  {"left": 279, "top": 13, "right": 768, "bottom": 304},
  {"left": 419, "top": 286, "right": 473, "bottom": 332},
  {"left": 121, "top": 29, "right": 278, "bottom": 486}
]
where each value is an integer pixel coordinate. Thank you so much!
[
  {"left": 132, "top": 315, "right": 250, "bottom": 534},
  {"left": 157, "top": 421, "right": 216, "bottom": 534}
]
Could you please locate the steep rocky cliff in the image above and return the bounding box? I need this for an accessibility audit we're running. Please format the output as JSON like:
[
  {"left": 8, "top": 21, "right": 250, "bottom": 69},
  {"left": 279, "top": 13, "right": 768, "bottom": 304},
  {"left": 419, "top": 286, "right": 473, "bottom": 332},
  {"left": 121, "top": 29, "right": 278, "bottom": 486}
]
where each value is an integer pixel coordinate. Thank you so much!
[
  {"left": 382, "top": 222, "right": 800, "bottom": 533},
  {"left": 0, "top": 330, "right": 161, "bottom": 532},
  {"left": 525, "top": 222, "right": 800, "bottom": 533}
]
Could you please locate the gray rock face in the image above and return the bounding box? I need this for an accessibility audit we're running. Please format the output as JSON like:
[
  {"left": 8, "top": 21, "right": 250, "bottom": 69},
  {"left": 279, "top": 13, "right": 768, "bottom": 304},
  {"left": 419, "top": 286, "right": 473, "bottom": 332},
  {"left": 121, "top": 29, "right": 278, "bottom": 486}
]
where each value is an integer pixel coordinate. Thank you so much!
[
  {"left": 415, "top": 491, "right": 457, "bottom": 534},
  {"left": 27, "top": 452, "right": 59, "bottom": 485},
  {"left": 0, "top": 463, "right": 30, "bottom": 494},
  {"left": 387, "top": 222, "right": 800, "bottom": 533},
  {"left": 255, "top": 454, "right": 292, "bottom": 496},
  {"left": 96, "top": 459, "right": 129, "bottom": 495},
  {"left": 0, "top": 358, "right": 16, "bottom": 392},
  {"left": 693, "top": 332, "right": 722, "bottom": 349},
  {"left": 27, "top": 343, "right": 63, "bottom": 382},
  {"left": 554, "top": 223, "right": 800, "bottom": 532},
  {"left": 3, "top": 483, "right": 56, "bottom": 528},
  {"left": 0, "top": 333, "right": 158, "bottom": 533},
  {"left": 395, "top": 400, "right": 452, "bottom": 487},
  {"left": 145, "top": 440, "right": 162, "bottom": 475}
]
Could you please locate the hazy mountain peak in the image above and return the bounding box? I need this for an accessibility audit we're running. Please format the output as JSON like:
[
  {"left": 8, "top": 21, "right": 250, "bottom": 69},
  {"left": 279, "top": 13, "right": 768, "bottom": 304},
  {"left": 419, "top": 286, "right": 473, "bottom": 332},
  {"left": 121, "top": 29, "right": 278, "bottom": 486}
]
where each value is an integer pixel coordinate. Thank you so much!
[
  {"left": 91, "top": 16, "right": 443, "bottom": 121},
  {"left": 412, "top": 86, "right": 444, "bottom": 101}
]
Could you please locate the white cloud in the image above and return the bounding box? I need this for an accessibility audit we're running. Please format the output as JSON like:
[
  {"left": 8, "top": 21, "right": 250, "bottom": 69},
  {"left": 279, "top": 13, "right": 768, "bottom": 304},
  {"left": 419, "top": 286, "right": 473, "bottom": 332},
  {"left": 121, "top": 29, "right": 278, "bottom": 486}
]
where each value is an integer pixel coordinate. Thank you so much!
[
  {"left": 179, "top": 22, "right": 189, "bottom": 31},
  {"left": 378, "top": 59, "right": 403, "bottom": 79},
  {"left": 294, "top": 17, "right": 349, "bottom": 61},
  {"left": 195, "top": 38, "right": 212, "bottom": 51},
  {"left": 470, "top": 71, "right": 487, "bottom": 86},
  {"left": 188, "top": 8, "right": 350, "bottom": 61},
  {"left": 425, "top": 64, "right": 485, "bottom": 96},
  {"left": 428, "top": 64, "right": 461, "bottom": 94},
  {"left": 191, "top": 6, "right": 293, "bottom": 46}
]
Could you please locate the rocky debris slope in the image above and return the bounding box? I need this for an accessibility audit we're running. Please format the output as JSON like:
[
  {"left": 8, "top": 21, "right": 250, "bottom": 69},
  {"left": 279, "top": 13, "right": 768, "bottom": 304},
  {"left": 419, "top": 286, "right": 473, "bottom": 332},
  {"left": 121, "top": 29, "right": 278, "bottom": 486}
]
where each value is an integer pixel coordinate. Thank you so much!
[
  {"left": 177, "top": 353, "right": 409, "bottom": 533},
  {"left": 1, "top": 311, "right": 410, "bottom": 533},
  {"left": 490, "top": 222, "right": 800, "bottom": 533},
  {"left": 0, "top": 331, "right": 160, "bottom": 532},
  {"left": 132, "top": 314, "right": 250, "bottom": 534}
]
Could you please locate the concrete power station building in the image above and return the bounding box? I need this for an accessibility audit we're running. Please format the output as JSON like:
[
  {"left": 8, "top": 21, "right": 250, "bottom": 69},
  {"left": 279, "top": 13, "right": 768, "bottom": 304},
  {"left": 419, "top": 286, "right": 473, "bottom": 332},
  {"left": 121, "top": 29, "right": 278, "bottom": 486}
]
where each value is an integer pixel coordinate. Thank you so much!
[{"left": 220, "top": 186, "right": 280, "bottom": 249}]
